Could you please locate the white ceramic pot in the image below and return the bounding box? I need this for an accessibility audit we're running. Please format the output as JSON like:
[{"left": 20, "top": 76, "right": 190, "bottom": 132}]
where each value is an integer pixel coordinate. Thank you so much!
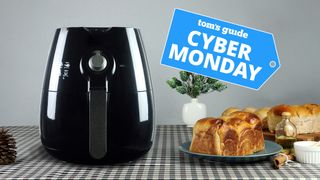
[
  {"left": 182, "top": 98, "right": 207, "bottom": 127},
  {"left": 294, "top": 141, "right": 320, "bottom": 164}
]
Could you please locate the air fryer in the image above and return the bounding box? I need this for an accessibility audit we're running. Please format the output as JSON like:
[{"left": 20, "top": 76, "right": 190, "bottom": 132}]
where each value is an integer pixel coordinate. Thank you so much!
[{"left": 40, "top": 27, "right": 154, "bottom": 164}]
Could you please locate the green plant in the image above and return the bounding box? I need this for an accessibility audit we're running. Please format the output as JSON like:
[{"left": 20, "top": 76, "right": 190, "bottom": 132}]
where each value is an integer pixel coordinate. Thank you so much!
[{"left": 166, "top": 71, "right": 227, "bottom": 98}]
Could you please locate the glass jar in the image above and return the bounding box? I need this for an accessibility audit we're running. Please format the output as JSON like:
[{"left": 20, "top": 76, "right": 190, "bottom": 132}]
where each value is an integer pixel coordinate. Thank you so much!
[{"left": 275, "top": 112, "right": 297, "bottom": 149}]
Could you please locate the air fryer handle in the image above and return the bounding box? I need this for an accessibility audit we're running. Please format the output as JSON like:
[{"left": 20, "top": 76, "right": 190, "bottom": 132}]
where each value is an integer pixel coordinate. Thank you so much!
[
  {"left": 83, "top": 50, "right": 114, "bottom": 159},
  {"left": 89, "top": 90, "right": 108, "bottom": 159}
]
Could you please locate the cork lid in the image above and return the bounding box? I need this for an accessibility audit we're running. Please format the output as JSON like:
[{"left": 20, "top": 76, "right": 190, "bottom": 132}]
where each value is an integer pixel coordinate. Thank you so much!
[{"left": 281, "top": 112, "right": 291, "bottom": 117}]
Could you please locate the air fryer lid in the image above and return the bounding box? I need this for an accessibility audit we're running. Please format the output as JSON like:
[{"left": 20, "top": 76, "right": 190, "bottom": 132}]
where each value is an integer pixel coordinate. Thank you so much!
[{"left": 45, "top": 27, "right": 151, "bottom": 94}]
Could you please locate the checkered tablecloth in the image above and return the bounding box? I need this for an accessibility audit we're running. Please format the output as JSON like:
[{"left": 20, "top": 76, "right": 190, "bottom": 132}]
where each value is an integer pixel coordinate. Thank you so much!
[{"left": 0, "top": 126, "right": 319, "bottom": 179}]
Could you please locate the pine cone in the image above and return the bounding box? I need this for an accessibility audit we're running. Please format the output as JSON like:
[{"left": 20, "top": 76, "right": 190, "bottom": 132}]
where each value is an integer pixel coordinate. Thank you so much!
[{"left": 0, "top": 128, "right": 16, "bottom": 165}]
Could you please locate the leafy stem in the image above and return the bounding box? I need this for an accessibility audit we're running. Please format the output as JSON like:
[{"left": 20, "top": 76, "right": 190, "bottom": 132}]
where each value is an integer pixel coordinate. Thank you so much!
[{"left": 166, "top": 71, "right": 227, "bottom": 98}]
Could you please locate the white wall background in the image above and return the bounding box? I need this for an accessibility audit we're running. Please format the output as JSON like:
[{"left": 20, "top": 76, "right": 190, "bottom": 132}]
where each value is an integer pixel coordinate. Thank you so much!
[{"left": 0, "top": 0, "right": 319, "bottom": 125}]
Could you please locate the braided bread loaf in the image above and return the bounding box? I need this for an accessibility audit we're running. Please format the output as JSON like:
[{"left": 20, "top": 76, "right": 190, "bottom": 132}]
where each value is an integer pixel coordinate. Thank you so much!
[
  {"left": 267, "top": 104, "right": 320, "bottom": 134},
  {"left": 189, "top": 111, "right": 265, "bottom": 156}
]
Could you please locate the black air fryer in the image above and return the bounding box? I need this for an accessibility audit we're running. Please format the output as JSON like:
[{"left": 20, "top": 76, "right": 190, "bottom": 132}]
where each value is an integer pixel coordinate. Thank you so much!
[{"left": 40, "top": 27, "right": 154, "bottom": 164}]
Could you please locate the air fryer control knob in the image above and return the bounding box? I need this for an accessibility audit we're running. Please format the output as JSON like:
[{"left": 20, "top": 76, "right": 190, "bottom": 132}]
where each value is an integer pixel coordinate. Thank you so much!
[{"left": 88, "top": 50, "right": 107, "bottom": 72}]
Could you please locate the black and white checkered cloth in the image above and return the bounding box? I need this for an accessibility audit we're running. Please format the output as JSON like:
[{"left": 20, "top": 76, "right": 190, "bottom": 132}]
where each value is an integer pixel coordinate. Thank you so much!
[{"left": 0, "top": 125, "right": 319, "bottom": 179}]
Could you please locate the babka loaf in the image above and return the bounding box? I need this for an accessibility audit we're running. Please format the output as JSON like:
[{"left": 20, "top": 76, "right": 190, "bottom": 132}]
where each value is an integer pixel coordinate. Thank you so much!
[
  {"left": 267, "top": 104, "right": 320, "bottom": 134},
  {"left": 254, "top": 107, "right": 271, "bottom": 130},
  {"left": 222, "top": 107, "right": 270, "bottom": 130},
  {"left": 189, "top": 111, "right": 265, "bottom": 156}
]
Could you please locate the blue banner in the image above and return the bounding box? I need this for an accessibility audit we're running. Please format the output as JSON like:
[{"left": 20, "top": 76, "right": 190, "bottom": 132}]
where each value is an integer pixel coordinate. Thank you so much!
[{"left": 161, "top": 9, "right": 280, "bottom": 90}]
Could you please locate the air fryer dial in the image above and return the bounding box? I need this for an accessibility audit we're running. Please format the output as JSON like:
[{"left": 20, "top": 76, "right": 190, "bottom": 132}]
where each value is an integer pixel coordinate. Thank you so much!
[{"left": 88, "top": 50, "right": 107, "bottom": 72}]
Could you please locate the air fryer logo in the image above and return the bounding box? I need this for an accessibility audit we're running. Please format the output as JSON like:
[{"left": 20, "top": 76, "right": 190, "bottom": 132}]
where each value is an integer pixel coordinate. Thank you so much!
[{"left": 61, "top": 61, "right": 70, "bottom": 80}]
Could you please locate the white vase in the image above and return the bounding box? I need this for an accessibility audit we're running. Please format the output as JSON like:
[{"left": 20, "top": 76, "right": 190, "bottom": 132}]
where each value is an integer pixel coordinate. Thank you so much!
[{"left": 182, "top": 98, "right": 207, "bottom": 127}]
